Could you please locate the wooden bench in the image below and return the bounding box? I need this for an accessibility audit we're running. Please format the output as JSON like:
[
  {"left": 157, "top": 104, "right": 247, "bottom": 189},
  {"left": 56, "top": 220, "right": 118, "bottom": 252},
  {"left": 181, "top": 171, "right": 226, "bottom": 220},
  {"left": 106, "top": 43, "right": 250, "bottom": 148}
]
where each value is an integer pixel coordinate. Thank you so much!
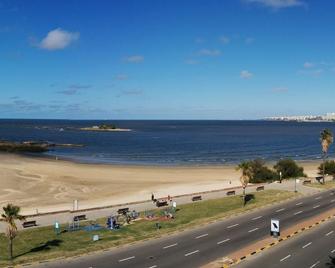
[
  {"left": 22, "top": 221, "right": 37, "bottom": 228},
  {"left": 226, "top": 190, "right": 236, "bottom": 196},
  {"left": 117, "top": 208, "right": 130, "bottom": 215},
  {"left": 256, "top": 186, "right": 265, "bottom": 191},
  {"left": 192, "top": 195, "right": 202, "bottom": 202},
  {"left": 156, "top": 200, "right": 168, "bottom": 207},
  {"left": 303, "top": 180, "right": 312, "bottom": 185},
  {"left": 73, "top": 214, "right": 87, "bottom": 221}
]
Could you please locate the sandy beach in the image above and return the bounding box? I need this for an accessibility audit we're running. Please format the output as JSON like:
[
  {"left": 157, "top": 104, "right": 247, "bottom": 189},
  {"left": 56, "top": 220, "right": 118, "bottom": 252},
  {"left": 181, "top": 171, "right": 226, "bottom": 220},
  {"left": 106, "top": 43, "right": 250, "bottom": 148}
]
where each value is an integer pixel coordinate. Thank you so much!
[{"left": 0, "top": 153, "right": 322, "bottom": 214}]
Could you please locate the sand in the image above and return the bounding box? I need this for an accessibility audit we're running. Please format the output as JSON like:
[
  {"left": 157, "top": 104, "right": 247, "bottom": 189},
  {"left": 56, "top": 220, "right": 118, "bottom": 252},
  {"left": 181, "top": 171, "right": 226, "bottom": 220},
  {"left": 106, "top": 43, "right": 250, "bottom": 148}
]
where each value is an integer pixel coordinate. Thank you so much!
[{"left": 0, "top": 153, "right": 322, "bottom": 214}]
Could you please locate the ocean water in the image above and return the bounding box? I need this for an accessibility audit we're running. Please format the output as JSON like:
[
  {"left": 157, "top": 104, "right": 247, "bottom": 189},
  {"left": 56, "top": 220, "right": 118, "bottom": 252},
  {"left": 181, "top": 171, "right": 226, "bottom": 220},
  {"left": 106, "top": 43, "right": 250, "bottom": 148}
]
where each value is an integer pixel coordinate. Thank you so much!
[{"left": 0, "top": 119, "right": 334, "bottom": 166}]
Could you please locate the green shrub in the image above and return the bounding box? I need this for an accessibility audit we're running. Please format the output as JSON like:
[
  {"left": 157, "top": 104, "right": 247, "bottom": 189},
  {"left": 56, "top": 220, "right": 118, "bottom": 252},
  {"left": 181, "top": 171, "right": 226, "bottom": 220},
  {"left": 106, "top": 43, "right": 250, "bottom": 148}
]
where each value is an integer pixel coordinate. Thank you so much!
[
  {"left": 318, "top": 160, "right": 335, "bottom": 178},
  {"left": 274, "top": 159, "right": 306, "bottom": 179}
]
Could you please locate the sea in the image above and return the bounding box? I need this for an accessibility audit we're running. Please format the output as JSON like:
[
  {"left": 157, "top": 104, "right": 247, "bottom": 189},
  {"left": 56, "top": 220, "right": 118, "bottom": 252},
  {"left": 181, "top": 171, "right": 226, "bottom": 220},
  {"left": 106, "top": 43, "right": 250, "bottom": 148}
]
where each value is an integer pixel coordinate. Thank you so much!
[{"left": 0, "top": 119, "right": 334, "bottom": 166}]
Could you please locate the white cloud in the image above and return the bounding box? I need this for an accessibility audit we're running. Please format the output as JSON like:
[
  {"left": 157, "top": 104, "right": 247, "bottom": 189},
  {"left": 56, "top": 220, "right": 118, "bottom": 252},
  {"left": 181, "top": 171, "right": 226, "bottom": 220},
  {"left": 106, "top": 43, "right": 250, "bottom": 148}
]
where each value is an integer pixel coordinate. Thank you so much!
[
  {"left": 220, "top": 36, "right": 230, "bottom": 44},
  {"left": 244, "top": 0, "right": 306, "bottom": 9},
  {"left": 115, "top": 74, "right": 128, "bottom": 80},
  {"left": 39, "top": 28, "right": 79, "bottom": 50},
  {"left": 303, "top": 62, "right": 314, "bottom": 68},
  {"left": 240, "top": 70, "right": 253, "bottom": 79},
  {"left": 124, "top": 55, "right": 144, "bottom": 63},
  {"left": 198, "top": 49, "right": 222, "bottom": 57},
  {"left": 245, "top": 37, "right": 255, "bottom": 44},
  {"left": 272, "top": 87, "right": 288, "bottom": 93}
]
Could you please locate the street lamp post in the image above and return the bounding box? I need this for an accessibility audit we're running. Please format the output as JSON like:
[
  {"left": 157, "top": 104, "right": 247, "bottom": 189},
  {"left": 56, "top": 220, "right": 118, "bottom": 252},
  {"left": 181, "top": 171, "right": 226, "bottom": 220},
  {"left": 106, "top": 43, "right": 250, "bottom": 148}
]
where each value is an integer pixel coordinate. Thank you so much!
[
  {"left": 294, "top": 178, "right": 297, "bottom": 193},
  {"left": 279, "top": 171, "right": 282, "bottom": 183}
]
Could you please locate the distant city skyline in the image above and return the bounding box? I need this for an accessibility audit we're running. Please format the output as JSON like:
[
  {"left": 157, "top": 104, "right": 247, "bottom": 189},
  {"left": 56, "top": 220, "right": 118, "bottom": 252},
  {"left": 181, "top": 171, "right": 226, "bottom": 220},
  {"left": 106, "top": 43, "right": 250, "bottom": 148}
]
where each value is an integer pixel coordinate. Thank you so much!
[{"left": 1, "top": 0, "right": 335, "bottom": 119}]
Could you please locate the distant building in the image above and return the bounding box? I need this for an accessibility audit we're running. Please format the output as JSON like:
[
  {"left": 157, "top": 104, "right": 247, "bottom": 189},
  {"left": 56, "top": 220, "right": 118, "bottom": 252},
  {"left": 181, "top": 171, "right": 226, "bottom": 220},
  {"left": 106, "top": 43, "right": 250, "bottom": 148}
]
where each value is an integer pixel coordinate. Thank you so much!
[{"left": 266, "top": 113, "right": 335, "bottom": 122}]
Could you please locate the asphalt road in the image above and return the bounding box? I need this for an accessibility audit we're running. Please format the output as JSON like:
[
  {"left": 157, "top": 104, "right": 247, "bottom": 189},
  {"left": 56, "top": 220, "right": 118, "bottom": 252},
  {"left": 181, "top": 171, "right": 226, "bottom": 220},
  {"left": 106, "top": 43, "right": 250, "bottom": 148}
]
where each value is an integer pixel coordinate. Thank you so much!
[
  {"left": 236, "top": 215, "right": 335, "bottom": 268},
  {"left": 35, "top": 189, "right": 335, "bottom": 268}
]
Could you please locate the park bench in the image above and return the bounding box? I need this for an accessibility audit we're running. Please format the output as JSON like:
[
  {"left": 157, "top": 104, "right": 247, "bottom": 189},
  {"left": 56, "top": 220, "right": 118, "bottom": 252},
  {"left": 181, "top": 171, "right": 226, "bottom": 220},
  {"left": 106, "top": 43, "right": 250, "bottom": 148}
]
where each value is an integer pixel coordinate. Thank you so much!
[
  {"left": 256, "top": 186, "right": 265, "bottom": 191},
  {"left": 22, "top": 220, "right": 37, "bottom": 228},
  {"left": 303, "top": 179, "right": 312, "bottom": 185},
  {"left": 226, "top": 190, "right": 235, "bottom": 196},
  {"left": 156, "top": 200, "right": 168, "bottom": 207},
  {"left": 117, "top": 208, "right": 130, "bottom": 215},
  {"left": 192, "top": 195, "right": 202, "bottom": 202},
  {"left": 73, "top": 214, "right": 87, "bottom": 221}
]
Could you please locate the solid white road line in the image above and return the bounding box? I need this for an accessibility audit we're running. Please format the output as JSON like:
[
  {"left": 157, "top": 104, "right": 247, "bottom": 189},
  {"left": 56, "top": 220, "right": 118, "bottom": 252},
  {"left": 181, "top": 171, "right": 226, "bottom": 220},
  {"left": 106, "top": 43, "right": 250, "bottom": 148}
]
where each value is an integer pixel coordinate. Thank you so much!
[
  {"left": 326, "top": 231, "right": 334, "bottom": 236},
  {"left": 119, "top": 256, "right": 135, "bottom": 262},
  {"left": 217, "top": 238, "right": 230, "bottom": 245},
  {"left": 302, "top": 242, "right": 312, "bottom": 249},
  {"left": 252, "top": 216, "right": 263, "bottom": 220},
  {"left": 296, "top": 202, "right": 303, "bottom": 206},
  {"left": 163, "top": 243, "right": 178, "bottom": 249},
  {"left": 280, "top": 254, "right": 291, "bottom": 262},
  {"left": 313, "top": 205, "right": 320, "bottom": 209},
  {"left": 227, "top": 223, "right": 239, "bottom": 229},
  {"left": 276, "top": 208, "right": 285, "bottom": 212},
  {"left": 315, "top": 196, "right": 322, "bottom": 200},
  {"left": 185, "top": 250, "right": 199, "bottom": 257},
  {"left": 294, "top": 210, "right": 303, "bottom": 215},
  {"left": 310, "top": 261, "right": 320, "bottom": 268},
  {"left": 195, "top": 233, "right": 208, "bottom": 239},
  {"left": 248, "top": 228, "right": 259, "bottom": 233}
]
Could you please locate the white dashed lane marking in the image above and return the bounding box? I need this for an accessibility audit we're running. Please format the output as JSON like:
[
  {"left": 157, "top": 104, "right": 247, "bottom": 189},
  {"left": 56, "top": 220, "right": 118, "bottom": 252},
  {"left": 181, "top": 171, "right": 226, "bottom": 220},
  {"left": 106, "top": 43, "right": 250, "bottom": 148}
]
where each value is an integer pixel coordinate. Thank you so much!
[
  {"left": 252, "top": 216, "right": 263, "bottom": 220},
  {"left": 163, "top": 243, "right": 178, "bottom": 249},
  {"left": 185, "top": 250, "right": 199, "bottom": 257},
  {"left": 148, "top": 266, "right": 157, "bottom": 268},
  {"left": 315, "top": 196, "right": 322, "bottom": 200},
  {"left": 227, "top": 223, "right": 239, "bottom": 229},
  {"left": 118, "top": 256, "right": 135, "bottom": 262},
  {"left": 276, "top": 208, "right": 285, "bottom": 212},
  {"left": 217, "top": 238, "right": 230, "bottom": 245},
  {"left": 248, "top": 228, "right": 259, "bottom": 233},
  {"left": 280, "top": 255, "right": 291, "bottom": 262},
  {"left": 296, "top": 202, "right": 303, "bottom": 206},
  {"left": 302, "top": 242, "right": 312, "bottom": 249},
  {"left": 326, "top": 231, "right": 334, "bottom": 236},
  {"left": 313, "top": 205, "right": 320, "bottom": 209},
  {"left": 294, "top": 211, "right": 303, "bottom": 215},
  {"left": 195, "top": 233, "right": 208, "bottom": 239},
  {"left": 310, "top": 261, "right": 320, "bottom": 268}
]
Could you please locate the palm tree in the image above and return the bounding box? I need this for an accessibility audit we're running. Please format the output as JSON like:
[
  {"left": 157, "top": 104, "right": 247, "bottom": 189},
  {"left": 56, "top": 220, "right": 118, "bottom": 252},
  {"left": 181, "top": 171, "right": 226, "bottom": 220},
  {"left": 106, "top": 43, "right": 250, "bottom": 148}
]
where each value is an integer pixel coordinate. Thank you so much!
[
  {"left": 0, "top": 204, "right": 25, "bottom": 260},
  {"left": 320, "top": 129, "right": 333, "bottom": 184},
  {"left": 237, "top": 161, "right": 253, "bottom": 198}
]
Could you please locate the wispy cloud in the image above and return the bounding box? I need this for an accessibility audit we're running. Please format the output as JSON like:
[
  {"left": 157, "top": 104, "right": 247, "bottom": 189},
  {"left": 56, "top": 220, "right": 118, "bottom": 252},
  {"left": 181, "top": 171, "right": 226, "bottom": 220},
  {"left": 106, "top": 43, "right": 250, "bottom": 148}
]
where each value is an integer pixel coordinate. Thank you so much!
[
  {"left": 57, "top": 84, "right": 91, "bottom": 95},
  {"left": 195, "top": 38, "right": 205, "bottom": 44},
  {"left": 37, "top": 28, "right": 79, "bottom": 51},
  {"left": 240, "top": 70, "right": 253, "bottom": 79},
  {"left": 243, "top": 0, "right": 306, "bottom": 9},
  {"left": 185, "top": 59, "right": 199, "bottom": 65},
  {"left": 245, "top": 37, "right": 255, "bottom": 44},
  {"left": 219, "top": 36, "right": 230, "bottom": 44},
  {"left": 114, "top": 74, "right": 128, "bottom": 80},
  {"left": 124, "top": 55, "right": 144, "bottom": 63},
  {"left": 272, "top": 87, "right": 288, "bottom": 94},
  {"left": 197, "top": 49, "right": 222, "bottom": 57},
  {"left": 117, "top": 89, "right": 143, "bottom": 98},
  {"left": 303, "top": 61, "right": 314, "bottom": 68}
]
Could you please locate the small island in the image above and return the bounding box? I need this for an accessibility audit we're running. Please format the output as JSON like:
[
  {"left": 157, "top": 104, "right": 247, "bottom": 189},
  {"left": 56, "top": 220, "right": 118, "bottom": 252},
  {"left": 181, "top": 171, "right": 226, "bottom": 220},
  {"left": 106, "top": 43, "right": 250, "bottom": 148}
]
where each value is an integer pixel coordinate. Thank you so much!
[{"left": 80, "top": 124, "right": 131, "bottom": 132}]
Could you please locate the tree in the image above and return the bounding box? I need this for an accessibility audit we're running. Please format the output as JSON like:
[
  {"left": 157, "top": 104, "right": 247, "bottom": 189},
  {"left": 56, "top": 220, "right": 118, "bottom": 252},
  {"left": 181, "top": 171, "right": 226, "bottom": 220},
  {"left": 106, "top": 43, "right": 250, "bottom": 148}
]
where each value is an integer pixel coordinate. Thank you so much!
[
  {"left": 318, "top": 160, "right": 335, "bottom": 179},
  {"left": 0, "top": 204, "right": 25, "bottom": 260},
  {"left": 236, "top": 161, "right": 252, "bottom": 198},
  {"left": 320, "top": 129, "right": 333, "bottom": 184},
  {"left": 274, "top": 159, "right": 306, "bottom": 179}
]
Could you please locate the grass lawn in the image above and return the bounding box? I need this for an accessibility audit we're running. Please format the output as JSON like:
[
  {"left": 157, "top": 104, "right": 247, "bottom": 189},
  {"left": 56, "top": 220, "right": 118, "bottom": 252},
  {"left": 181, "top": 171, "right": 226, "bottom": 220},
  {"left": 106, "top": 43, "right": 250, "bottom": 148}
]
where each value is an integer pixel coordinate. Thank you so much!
[
  {"left": 307, "top": 180, "right": 335, "bottom": 190},
  {"left": 0, "top": 190, "right": 296, "bottom": 266}
]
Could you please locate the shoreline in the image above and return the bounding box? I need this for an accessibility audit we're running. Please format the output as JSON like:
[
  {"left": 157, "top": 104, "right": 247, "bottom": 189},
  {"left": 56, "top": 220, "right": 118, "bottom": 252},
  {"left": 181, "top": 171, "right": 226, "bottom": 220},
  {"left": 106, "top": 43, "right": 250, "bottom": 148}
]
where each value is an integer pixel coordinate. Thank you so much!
[{"left": 0, "top": 153, "right": 323, "bottom": 214}]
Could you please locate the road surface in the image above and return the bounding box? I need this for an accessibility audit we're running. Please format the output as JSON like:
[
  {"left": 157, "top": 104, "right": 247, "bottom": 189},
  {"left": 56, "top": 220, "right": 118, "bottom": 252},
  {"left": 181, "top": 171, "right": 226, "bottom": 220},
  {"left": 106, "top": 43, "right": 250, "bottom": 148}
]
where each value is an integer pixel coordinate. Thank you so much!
[
  {"left": 236, "top": 215, "right": 335, "bottom": 268},
  {"left": 34, "top": 189, "right": 335, "bottom": 268}
]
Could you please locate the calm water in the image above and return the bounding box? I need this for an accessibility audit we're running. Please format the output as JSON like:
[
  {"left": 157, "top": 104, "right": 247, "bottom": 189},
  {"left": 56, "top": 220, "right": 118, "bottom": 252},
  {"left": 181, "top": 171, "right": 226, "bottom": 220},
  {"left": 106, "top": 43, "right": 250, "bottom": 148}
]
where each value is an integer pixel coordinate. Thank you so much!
[{"left": 0, "top": 119, "right": 334, "bottom": 165}]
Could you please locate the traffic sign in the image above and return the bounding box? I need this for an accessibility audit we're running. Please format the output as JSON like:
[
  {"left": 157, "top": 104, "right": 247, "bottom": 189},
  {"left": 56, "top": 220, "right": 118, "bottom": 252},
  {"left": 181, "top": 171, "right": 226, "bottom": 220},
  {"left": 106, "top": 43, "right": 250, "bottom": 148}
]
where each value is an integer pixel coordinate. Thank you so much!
[{"left": 270, "top": 218, "right": 280, "bottom": 237}]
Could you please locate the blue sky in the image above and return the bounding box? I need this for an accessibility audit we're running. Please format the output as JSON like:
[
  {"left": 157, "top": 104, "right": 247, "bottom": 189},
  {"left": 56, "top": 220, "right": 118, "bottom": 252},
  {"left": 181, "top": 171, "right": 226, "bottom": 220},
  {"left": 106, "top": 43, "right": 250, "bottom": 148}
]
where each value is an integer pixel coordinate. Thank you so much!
[{"left": 0, "top": 0, "right": 335, "bottom": 119}]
